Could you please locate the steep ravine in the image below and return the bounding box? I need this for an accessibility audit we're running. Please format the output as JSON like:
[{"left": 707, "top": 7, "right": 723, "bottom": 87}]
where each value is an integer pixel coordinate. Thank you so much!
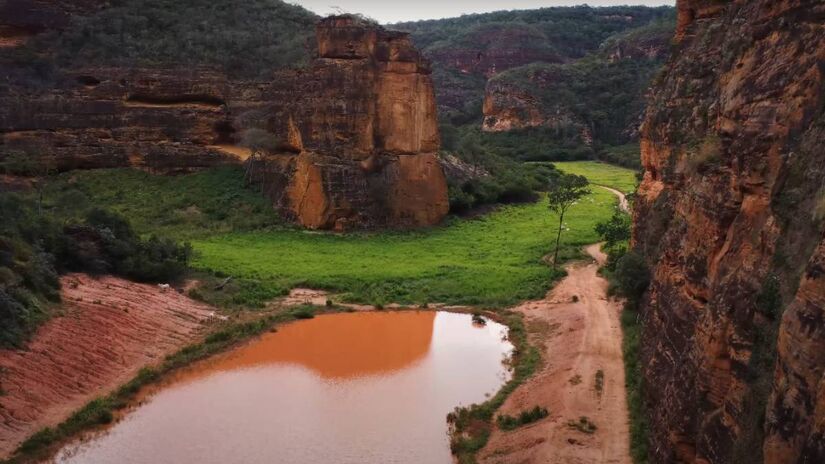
[{"left": 633, "top": 1, "right": 825, "bottom": 463}]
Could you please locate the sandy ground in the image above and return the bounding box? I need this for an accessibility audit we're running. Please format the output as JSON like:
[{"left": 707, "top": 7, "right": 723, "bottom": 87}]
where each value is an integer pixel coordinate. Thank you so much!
[
  {"left": 479, "top": 244, "right": 630, "bottom": 464},
  {"left": 0, "top": 274, "right": 216, "bottom": 459}
]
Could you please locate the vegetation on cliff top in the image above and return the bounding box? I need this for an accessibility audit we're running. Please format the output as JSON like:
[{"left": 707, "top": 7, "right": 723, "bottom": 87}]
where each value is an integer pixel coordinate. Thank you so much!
[
  {"left": 27, "top": 0, "right": 318, "bottom": 77},
  {"left": 396, "top": 6, "right": 673, "bottom": 58}
]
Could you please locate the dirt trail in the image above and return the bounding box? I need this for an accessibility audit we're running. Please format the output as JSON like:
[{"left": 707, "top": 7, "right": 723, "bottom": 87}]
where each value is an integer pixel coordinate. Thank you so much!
[
  {"left": 0, "top": 274, "right": 216, "bottom": 459},
  {"left": 479, "top": 193, "right": 630, "bottom": 463},
  {"left": 598, "top": 185, "right": 630, "bottom": 213}
]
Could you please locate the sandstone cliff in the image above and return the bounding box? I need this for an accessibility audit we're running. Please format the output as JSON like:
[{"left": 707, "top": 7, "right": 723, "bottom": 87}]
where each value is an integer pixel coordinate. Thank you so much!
[
  {"left": 251, "top": 17, "right": 448, "bottom": 230},
  {"left": 0, "top": 10, "right": 448, "bottom": 230},
  {"left": 633, "top": 1, "right": 825, "bottom": 462}
]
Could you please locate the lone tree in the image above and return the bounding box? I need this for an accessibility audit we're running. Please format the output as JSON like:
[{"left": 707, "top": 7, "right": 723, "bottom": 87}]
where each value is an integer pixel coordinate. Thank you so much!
[{"left": 548, "top": 174, "right": 590, "bottom": 269}]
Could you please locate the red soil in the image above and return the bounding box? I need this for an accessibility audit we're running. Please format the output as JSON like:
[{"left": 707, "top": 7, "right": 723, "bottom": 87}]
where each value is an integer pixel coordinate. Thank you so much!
[{"left": 0, "top": 274, "right": 216, "bottom": 459}]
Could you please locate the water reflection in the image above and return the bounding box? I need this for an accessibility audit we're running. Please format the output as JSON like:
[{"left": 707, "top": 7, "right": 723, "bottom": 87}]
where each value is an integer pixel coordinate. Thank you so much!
[{"left": 55, "top": 311, "right": 512, "bottom": 464}]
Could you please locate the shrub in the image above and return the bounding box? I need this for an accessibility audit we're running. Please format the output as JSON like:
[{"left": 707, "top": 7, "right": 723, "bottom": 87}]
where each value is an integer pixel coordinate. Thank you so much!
[
  {"left": 605, "top": 245, "right": 628, "bottom": 272},
  {"left": 496, "top": 406, "right": 549, "bottom": 430},
  {"left": 567, "top": 416, "right": 597, "bottom": 434},
  {"left": 595, "top": 210, "right": 631, "bottom": 249},
  {"left": 0, "top": 192, "right": 192, "bottom": 347},
  {"left": 756, "top": 275, "right": 782, "bottom": 319},
  {"left": 614, "top": 251, "right": 650, "bottom": 306}
]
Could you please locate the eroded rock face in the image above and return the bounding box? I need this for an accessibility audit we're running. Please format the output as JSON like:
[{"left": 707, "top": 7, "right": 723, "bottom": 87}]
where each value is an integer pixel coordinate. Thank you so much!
[
  {"left": 0, "top": 67, "right": 241, "bottom": 172},
  {"left": 250, "top": 17, "right": 448, "bottom": 230},
  {"left": 0, "top": 13, "right": 448, "bottom": 229},
  {"left": 633, "top": 1, "right": 825, "bottom": 462}
]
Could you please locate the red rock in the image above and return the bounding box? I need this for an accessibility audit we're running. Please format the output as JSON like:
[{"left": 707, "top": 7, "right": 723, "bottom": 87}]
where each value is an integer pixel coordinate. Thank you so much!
[{"left": 633, "top": 0, "right": 825, "bottom": 462}]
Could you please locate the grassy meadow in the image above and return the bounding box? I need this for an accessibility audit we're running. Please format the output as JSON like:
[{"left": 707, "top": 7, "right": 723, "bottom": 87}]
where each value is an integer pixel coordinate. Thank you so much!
[
  {"left": 40, "top": 162, "right": 635, "bottom": 308},
  {"left": 551, "top": 161, "right": 639, "bottom": 194}
]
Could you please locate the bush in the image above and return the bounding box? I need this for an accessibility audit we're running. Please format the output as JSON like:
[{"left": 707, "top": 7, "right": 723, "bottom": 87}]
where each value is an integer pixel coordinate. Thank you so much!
[
  {"left": 605, "top": 245, "right": 628, "bottom": 273},
  {"left": 496, "top": 406, "right": 549, "bottom": 430},
  {"left": 0, "top": 192, "right": 192, "bottom": 347},
  {"left": 595, "top": 210, "right": 631, "bottom": 249},
  {"left": 614, "top": 251, "right": 650, "bottom": 306},
  {"left": 445, "top": 141, "right": 559, "bottom": 212}
]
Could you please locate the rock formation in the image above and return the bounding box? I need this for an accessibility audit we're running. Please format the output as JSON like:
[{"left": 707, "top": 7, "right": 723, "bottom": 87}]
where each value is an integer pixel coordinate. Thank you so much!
[
  {"left": 480, "top": 21, "right": 672, "bottom": 145},
  {"left": 252, "top": 17, "right": 448, "bottom": 230},
  {"left": 0, "top": 12, "right": 448, "bottom": 230},
  {"left": 633, "top": 0, "right": 825, "bottom": 462}
]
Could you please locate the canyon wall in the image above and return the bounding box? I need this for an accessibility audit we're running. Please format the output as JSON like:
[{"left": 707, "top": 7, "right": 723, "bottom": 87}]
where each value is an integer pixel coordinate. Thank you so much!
[
  {"left": 633, "top": 0, "right": 825, "bottom": 463},
  {"left": 0, "top": 12, "right": 448, "bottom": 229}
]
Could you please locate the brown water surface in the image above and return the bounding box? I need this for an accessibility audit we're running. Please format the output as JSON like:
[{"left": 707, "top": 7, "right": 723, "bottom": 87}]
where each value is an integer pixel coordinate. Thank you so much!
[{"left": 54, "top": 311, "right": 512, "bottom": 464}]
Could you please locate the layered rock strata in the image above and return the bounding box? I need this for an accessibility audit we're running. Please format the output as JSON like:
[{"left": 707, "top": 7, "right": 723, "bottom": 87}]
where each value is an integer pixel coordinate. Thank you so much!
[
  {"left": 251, "top": 17, "right": 448, "bottom": 230},
  {"left": 0, "top": 13, "right": 448, "bottom": 229},
  {"left": 633, "top": 0, "right": 825, "bottom": 462}
]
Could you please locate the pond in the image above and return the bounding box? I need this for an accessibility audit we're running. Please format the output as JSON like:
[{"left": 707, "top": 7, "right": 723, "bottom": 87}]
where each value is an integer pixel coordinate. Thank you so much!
[{"left": 54, "top": 311, "right": 513, "bottom": 464}]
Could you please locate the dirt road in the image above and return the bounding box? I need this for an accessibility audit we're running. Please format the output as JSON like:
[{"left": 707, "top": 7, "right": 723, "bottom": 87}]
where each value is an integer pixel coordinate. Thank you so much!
[
  {"left": 0, "top": 274, "right": 215, "bottom": 459},
  {"left": 598, "top": 185, "right": 630, "bottom": 213},
  {"left": 480, "top": 200, "right": 630, "bottom": 462}
]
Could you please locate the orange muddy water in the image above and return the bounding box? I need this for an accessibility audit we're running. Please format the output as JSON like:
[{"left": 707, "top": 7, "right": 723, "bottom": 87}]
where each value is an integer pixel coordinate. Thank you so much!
[{"left": 54, "top": 311, "right": 513, "bottom": 464}]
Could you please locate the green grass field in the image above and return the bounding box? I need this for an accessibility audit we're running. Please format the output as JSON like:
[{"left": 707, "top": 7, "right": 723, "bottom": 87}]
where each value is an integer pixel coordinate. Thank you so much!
[
  {"left": 551, "top": 161, "right": 639, "bottom": 194},
  {"left": 41, "top": 162, "right": 636, "bottom": 308}
]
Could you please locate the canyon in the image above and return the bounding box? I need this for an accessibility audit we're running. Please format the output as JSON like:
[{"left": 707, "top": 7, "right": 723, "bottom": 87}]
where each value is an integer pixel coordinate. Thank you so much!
[
  {"left": 3, "top": 0, "right": 825, "bottom": 463},
  {"left": 633, "top": 0, "right": 825, "bottom": 462}
]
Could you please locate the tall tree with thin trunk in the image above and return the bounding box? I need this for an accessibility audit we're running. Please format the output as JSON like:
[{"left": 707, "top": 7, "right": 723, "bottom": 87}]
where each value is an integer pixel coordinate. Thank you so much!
[{"left": 548, "top": 174, "right": 591, "bottom": 269}]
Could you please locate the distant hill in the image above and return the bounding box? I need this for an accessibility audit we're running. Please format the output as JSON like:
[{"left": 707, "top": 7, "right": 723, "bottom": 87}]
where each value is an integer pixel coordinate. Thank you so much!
[{"left": 396, "top": 6, "right": 676, "bottom": 167}]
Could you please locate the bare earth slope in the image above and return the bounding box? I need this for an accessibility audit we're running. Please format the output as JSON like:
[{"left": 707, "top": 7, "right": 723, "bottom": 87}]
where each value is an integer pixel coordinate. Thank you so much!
[
  {"left": 0, "top": 274, "right": 215, "bottom": 458},
  {"left": 480, "top": 242, "right": 630, "bottom": 464}
]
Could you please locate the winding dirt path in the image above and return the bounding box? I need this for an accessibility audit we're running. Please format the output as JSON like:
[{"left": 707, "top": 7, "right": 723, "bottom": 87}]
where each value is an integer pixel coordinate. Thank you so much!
[
  {"left": 479, "top": 190, "right": 630, "bottom": 464},
  {"left": 0, "top": 274, "right": 216, "bottom": 459},
  {"left": 598, "top": 185, "right": 630, "bottom": 213}
]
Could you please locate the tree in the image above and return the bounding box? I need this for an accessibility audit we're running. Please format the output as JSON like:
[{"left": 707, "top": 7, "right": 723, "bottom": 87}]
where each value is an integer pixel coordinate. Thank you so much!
[
  {"left": 595, "top": 209, "right": 631, "bottom": 249},
  {"left": 548, "top": 174, "right": 590, "bottom": 268},
  {"left": 615, "top": 251, "right": 650, "bottom": 306}
]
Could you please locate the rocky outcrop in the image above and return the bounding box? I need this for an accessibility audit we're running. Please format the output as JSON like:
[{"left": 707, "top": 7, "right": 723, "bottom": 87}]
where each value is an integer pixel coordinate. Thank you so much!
[
  {"left": 481, "top": 77, "right": 584, "bottom": 135},
  {"left": 633, "top": 1, "right": 825, "bottom": 463},
  {"left": 0, "top": 67, "right": 243, "bottom": 172},
  {"left": 480, "top": 39, "right": 666, "bottom": 147},
  {"left": 249, "top": 17, "right": 448, "bottom": 230},
  {"left": 0, "top": 11, "right": 448, "bottom": 229},
  {"left": 426, "top": 25, "right": 561, "bottom": 79}
]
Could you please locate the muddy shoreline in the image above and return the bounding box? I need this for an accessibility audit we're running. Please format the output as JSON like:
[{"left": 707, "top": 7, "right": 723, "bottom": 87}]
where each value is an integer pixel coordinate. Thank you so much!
[{"left": 0, "top": 284, "right": 528, "bottom": 464}]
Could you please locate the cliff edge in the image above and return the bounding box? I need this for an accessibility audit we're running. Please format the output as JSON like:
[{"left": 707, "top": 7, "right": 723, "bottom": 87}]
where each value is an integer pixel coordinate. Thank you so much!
[{"left": 633, "top": 0, "right": 825, "bottom": 462}]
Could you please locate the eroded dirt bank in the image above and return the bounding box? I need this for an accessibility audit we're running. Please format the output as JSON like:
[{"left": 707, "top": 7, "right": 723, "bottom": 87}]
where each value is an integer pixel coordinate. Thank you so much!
[
  {"left": 0, "top": 274, "right": 215, "bottom": 458},
  {"left": 479, "top": 243, "right": 630, "bottom": 464}
]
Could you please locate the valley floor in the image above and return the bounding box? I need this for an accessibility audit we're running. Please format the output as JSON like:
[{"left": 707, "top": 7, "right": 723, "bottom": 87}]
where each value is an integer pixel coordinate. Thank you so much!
[
  {"left": 480, "top": 243, "right": 630, "bottom": 464},
  {"left": 0, "top": 161, "right": 636, "bottom": 462}
]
